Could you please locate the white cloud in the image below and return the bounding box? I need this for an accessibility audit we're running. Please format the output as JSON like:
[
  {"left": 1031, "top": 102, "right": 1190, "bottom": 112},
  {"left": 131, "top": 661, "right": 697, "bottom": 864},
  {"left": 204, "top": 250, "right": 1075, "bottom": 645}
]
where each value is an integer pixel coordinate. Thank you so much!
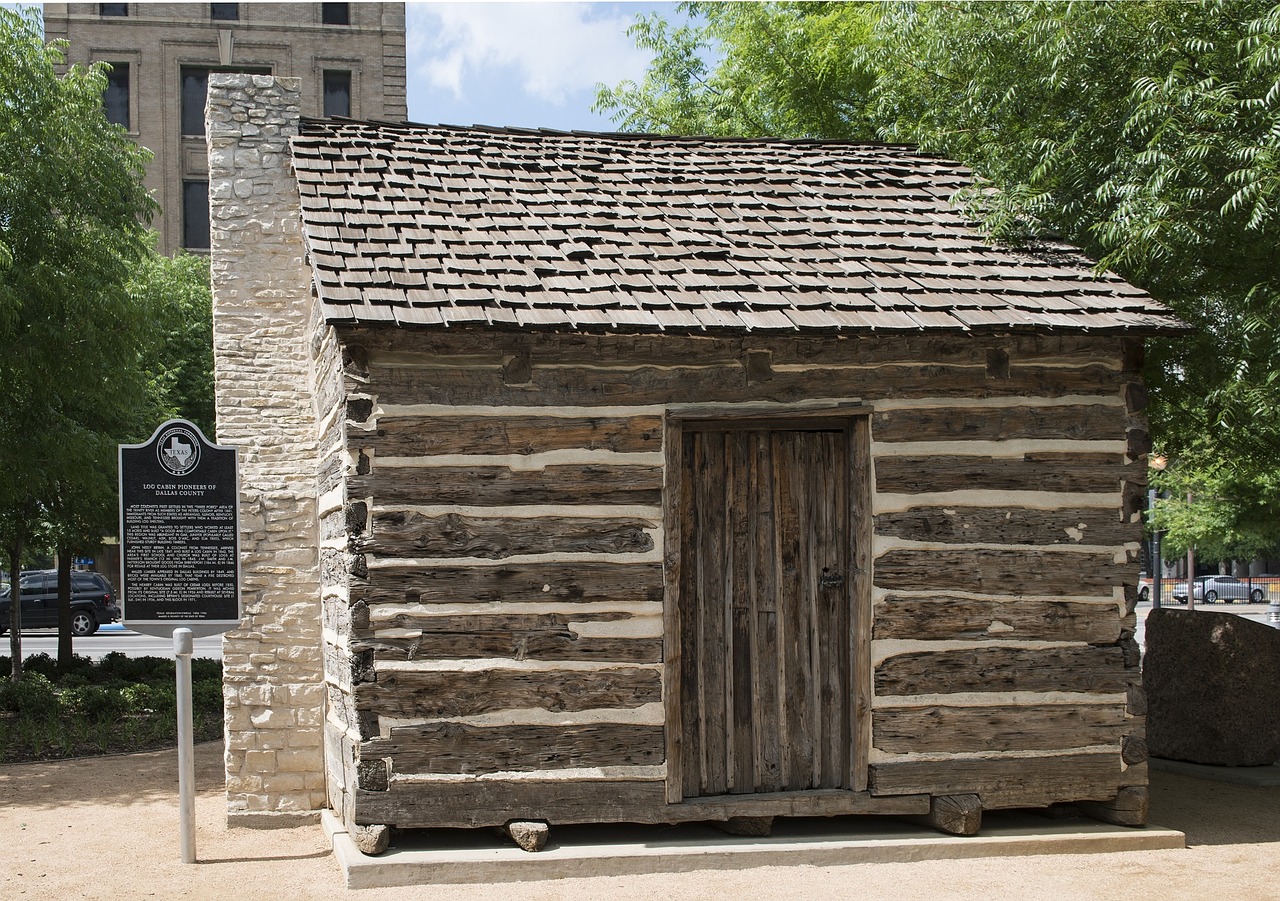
[{"left": 406, "top": 2, "right": 652, "bottom": 106}]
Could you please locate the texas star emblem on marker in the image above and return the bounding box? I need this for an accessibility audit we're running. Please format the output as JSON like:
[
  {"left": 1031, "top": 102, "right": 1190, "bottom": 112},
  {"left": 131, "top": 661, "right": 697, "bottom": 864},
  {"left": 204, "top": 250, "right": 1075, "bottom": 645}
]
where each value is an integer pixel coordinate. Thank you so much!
[
  {"left": 162, "top": 436, "right": 193, "bottom": 468},
  {"left": 156, "top": 425, "right": 200, "bottom": 475}
]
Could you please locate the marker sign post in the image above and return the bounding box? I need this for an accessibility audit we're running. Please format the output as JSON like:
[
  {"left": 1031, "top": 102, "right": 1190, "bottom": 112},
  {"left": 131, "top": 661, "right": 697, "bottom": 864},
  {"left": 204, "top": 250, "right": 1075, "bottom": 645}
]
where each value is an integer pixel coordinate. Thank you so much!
[{"left": 119, "top": 420, "right": 241, "bottom": 864}]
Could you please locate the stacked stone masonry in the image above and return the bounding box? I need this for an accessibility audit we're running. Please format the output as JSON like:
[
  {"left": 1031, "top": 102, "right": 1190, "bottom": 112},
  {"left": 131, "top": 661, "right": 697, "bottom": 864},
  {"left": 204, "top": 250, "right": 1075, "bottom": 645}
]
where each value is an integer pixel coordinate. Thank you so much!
[{"left": 209, "top": 74, "right": 327, "bottom": 823}]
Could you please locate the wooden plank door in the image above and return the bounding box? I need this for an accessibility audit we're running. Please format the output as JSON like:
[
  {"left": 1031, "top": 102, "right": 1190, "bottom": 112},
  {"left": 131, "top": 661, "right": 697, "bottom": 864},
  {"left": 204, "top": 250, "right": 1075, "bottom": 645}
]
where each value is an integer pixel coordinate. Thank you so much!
[{"left": 677, "top": 423, "right": 859, "bottom": 798}]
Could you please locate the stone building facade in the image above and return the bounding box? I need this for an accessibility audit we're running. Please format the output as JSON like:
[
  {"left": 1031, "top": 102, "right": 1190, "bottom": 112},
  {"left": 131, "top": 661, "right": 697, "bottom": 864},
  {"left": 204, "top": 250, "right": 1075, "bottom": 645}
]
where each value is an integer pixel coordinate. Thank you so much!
[{"left": 44, "top": 2, "right": 406, "bottom": 256}]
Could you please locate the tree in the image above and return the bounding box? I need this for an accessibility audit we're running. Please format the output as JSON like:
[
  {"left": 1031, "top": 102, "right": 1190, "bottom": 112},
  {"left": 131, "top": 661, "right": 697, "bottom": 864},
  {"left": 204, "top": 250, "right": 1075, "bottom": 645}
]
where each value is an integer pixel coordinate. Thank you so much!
[
  {"left": 597, "top": 1, "right": 1280, "bottom": 558},
  {"left": 0, "top": 7, "right": 161, "bottom": 679},
  {"left": 595, "top": 2, "right": 877, "bottom": 139},
  {"left": 132, "top": 252, "right": 216, "bottom": 437}
]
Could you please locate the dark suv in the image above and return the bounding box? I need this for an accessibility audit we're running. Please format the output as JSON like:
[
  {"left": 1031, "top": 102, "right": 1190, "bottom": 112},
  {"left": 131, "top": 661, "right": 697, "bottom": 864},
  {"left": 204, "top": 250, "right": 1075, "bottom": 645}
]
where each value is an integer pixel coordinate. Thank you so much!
[{"left": 0, "top": 570, "right": 121, "bottom": 636}]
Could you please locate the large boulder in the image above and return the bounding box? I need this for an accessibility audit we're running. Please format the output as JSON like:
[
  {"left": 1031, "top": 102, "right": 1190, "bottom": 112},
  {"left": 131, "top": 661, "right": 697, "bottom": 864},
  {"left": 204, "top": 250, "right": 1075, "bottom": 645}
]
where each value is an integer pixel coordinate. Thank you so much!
[{"left": 1144, "top": 609, "right": 1280, "bottom": 766}]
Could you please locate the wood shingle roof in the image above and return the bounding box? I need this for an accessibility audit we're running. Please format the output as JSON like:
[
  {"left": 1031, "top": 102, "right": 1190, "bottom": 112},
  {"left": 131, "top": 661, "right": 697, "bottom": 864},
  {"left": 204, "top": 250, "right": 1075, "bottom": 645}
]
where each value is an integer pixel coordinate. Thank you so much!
[{"left": 290, "top": 119, "right": 1186, "bottom": 334}]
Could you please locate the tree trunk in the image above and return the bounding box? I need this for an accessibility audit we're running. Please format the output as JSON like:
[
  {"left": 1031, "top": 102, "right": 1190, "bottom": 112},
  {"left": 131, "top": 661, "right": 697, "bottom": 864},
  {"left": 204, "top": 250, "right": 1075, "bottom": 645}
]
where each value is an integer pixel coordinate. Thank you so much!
[
  {"left": 56, "top": 549, "right": 73, "bottom": 671},
  {"left": 8, "top": 539, "right": 23, "bottom": 681}
]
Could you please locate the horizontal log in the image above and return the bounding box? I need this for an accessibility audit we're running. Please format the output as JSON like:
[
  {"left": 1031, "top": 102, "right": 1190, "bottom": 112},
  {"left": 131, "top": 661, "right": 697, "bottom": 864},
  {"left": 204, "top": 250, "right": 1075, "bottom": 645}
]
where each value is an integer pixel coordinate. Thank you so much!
[
  {"left": 873, "top": 704, "right": 1129, "bottom": 753},
  {"left": 353, "top": 414, "right": 664, "bottom": 457},
  {"left": 875, "top": 454, "right": 1132, "bottom": 495},
  {"left": 869, "top": 752, "right": 1126, "bottom": 809},
  {"left": 872, "top": 404, "right": 1124, "bottom": 444},
  {"left": 358, "top": 604, "right": 660, "bottom": 660},
  {"left": 363, "top": 722, "right": 665, "bottom": 775},
  {"left": 354, "top": 667, "right": 662, "bottom": 719},
  {"left": 350, "top": 464, "right": 663, "bottom": 507},
  {"left": 345, "top": 328, "right": 1123, "bottom": 369},
  {"left": 371, "top": 361, "right": 1128, "bottom": 408},
  {"left": 354, "top": 781, "right": 930, "bottom": 828},
  {"left": 353, "top": 562, "right": 665, "bottom": 605},
  {"left": 360, "top": 511, "right": 655, "bottom": 559},
  {"left": 355, "top": 780, "right": 667, "bottom": 829},
  {"left": 873, "top": 506, "right": 1136, "bottom": 548},
  {"left": 874, "top": 548, "right": 1130, "bottom": 596},
  {"left": 875, "top": 645, "right": 1130, "bottom": 696},
  {"left": 873, "top": 596, "right": 1120, "bottom": 643}
]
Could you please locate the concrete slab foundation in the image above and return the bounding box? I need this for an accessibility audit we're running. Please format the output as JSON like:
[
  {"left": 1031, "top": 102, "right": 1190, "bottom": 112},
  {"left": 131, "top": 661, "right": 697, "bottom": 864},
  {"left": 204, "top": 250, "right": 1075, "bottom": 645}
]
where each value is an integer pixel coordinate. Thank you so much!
[{"left": 321, "top": 810, "right": 1185, "bottom": 890}]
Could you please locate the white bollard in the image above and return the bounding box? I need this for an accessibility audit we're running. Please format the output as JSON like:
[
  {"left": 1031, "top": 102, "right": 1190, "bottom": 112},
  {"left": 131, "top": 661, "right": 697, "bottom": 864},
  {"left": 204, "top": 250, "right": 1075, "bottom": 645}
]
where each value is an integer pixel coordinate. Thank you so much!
[{"left": 174, "top": 627, "right": 196, "bottom": 863}]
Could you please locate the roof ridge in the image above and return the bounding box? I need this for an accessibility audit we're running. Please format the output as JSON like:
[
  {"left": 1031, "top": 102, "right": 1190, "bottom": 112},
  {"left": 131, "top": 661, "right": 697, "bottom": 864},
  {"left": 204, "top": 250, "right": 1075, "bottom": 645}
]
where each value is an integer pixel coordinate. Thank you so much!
[{"left": 295, "top": 116, "right": 928, "bottom": 152}]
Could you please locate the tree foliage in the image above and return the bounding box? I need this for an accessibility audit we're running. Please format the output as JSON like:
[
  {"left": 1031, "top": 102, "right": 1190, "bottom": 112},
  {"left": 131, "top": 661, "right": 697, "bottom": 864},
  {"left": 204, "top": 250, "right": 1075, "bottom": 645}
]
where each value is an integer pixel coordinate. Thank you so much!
[
  {"left": 598, "top": 0, "right": 1280, "bottom": 563},
  {"left": 0, "top": 7, "right": 163, "bottom": 677},
  {"left": 132, "top": 252, "right": 216, "bottom": 437}
]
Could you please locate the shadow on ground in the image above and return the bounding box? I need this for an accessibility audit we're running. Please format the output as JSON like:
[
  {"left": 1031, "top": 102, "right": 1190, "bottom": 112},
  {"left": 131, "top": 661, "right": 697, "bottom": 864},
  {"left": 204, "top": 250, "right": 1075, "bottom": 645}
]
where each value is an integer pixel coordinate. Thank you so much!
[{"left": 1148, "top": 770, "right": 1280, "bottom": 846}]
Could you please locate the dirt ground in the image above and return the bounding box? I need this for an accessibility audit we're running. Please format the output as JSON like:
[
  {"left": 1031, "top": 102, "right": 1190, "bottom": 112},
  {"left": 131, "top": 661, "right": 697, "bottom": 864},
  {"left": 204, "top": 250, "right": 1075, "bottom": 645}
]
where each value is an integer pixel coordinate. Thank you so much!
[{"left": 3, "top": 742, "right": 1280, "bottom": 901}]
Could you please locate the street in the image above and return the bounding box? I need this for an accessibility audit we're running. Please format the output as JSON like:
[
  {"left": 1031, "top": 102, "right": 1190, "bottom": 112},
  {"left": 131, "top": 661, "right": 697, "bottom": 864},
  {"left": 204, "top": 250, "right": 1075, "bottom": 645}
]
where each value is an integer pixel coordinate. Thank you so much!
[
  {"left": 7, "top": 602, "right": 1274, "bottom": 664},
  {"left": 13, "top": 623, "right": 224, "bottom": 660}
]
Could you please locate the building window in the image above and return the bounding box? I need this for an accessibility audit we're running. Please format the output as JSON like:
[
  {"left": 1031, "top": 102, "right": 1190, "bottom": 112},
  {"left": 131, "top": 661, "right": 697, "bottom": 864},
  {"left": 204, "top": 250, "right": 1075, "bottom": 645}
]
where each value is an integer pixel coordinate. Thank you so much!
[
  {"left": 102, "top": 62, "right": 129, "bottom": 129},
  {"left": 322, "top": 3, "right": 349, "bottom": 25},
  {"left": 99, "top": 3, "right": 128, "bottom": 16},
  {"left": 181, "top": 67, "right": 209, "bottom": 136},
  {"left": 182, "top": 65, "right": 269, "bottom": 136},
  {"left": 183, "top": 181, "right": 210, "bottom": 250},
  {"left": 323, "top": 70, "right": 351, "bottom": 118},
  {"left": 209, "top": 3, "right": 238, "bottom": 21}
]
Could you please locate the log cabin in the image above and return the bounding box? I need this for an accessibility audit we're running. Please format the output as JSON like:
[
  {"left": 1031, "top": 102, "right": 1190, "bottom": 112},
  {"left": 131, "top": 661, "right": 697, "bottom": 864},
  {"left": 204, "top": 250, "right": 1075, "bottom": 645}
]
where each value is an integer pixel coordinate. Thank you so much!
[{"left": 207, "top": 75, "right": 1186, "bottom": 846}]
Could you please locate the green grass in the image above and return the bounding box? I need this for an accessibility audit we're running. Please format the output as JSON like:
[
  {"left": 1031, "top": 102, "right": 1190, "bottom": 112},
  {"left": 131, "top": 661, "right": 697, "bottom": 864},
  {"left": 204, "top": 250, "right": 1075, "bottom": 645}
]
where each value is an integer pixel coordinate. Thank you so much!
[{"left": 0, "top": 652, "right": 223, "bottom": 762}]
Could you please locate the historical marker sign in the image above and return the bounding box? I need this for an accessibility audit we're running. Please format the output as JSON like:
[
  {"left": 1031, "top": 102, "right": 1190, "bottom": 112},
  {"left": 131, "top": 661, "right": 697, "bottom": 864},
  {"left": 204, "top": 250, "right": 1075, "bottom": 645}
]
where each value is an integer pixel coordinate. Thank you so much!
[{"left": 119, "top": 420, "right": 241, "bottom": 635}]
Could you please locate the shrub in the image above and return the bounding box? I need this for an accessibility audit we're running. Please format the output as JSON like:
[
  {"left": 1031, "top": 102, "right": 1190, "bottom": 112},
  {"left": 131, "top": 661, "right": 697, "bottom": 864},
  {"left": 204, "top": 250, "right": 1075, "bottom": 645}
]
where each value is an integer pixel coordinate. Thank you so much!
[
  {"left": 1, "top": 655, "right": 224, "bottom": 762},
  {"left": 0, "top": 672, "right": 58, "bottom": 719}
]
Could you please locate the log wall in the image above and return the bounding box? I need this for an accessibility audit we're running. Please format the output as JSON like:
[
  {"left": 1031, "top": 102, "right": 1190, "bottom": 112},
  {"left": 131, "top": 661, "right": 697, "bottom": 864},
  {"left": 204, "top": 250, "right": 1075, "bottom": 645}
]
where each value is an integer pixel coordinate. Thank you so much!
[{"left": 325, "top": 328, "right": 1146, "bottom": 828}]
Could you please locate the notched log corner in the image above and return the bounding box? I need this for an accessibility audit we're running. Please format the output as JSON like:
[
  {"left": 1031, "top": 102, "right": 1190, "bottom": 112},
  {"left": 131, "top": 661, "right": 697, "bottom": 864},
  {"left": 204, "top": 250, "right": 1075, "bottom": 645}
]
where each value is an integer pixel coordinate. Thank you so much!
[
  {"left": 350, "top": 597, "right": 371, "bottom": 631},
  {"left": 1121, "top": 734, "right": 1149, "bottom": 765},
  {"left": 343, "top": 344, "right": 370, "bottom": 379},
  {"left": 345, "top": 501, "right": 369, "bottom": 537},
  {"left": 1124, "top": 382, "right": 1149, "bottom": 414},
  {"left": 351, "top": 648, "right": 376, "bottom": 685},
  {"left": 357, "top": 758, "right": 390, "bottom": 792},
  {"left": 347, "top": 397, "right": 374, "bottom": 424}
]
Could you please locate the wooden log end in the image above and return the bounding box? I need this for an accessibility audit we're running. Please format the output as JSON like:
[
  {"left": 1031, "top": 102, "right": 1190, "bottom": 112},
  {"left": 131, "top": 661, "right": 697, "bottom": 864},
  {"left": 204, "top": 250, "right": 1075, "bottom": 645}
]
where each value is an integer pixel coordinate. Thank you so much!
[
  {"left": 1076, "top": 786, "right": 1148, "bottom": 827},
  {"left": 350, "top": 822, "right": 391, "bottom": 855},
  {"left": 713, "top": 816, "right": 775, "bottom": 837},
  {"left": 504, "top": 819, "right": 550, "bottom": 852},
  {"left": 908, "top": 793, "right": 982, "bottom": 836}
]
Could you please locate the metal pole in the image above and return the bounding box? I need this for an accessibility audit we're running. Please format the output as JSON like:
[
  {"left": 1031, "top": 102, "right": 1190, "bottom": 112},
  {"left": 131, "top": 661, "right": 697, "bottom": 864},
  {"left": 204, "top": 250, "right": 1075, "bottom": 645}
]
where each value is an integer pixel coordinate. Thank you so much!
[
  {"left": 1187, "top": 544, "right": 1196, "bottom": 612},
  {"left": 174, "top": 627, "right": 196, "bottom": 864},
  {"left": 1152, "top": 530, "right": 1163, "bottom": 610}
]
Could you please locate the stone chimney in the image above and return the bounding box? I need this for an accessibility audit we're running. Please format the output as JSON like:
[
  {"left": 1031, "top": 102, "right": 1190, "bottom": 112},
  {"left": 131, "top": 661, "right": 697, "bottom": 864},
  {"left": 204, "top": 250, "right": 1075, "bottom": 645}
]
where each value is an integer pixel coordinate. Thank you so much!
[{"left": 207, "top": 74, "right": 326, "bottom": 826}]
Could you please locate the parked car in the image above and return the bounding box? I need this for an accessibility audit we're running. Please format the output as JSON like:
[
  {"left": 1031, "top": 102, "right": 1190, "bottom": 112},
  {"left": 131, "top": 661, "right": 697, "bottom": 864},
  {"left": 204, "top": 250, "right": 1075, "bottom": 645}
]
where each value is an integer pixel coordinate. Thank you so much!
[
  {"left": 0, "top": 570, "right": 120, "bottom": 636},
  {"left": 1173, "top": 575, "right": 1268, "bottom": 604}
]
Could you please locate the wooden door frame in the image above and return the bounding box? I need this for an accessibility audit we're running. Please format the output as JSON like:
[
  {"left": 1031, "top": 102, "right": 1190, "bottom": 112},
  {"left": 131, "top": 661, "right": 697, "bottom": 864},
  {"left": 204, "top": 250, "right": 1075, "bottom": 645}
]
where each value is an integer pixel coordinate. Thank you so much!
[{"left": 662, "top": 408, "right": 873, "bottom": 804}]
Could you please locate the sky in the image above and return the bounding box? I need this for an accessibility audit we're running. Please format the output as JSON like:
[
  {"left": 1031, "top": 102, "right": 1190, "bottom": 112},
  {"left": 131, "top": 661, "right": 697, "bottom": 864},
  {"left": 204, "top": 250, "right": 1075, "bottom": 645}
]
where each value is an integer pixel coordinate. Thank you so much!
[
  {"left": 0, "top": 1, "right": 683, "bottom": 132},
  {"left": 403, "top": 2, "right": 681, "bottom": 131}
]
